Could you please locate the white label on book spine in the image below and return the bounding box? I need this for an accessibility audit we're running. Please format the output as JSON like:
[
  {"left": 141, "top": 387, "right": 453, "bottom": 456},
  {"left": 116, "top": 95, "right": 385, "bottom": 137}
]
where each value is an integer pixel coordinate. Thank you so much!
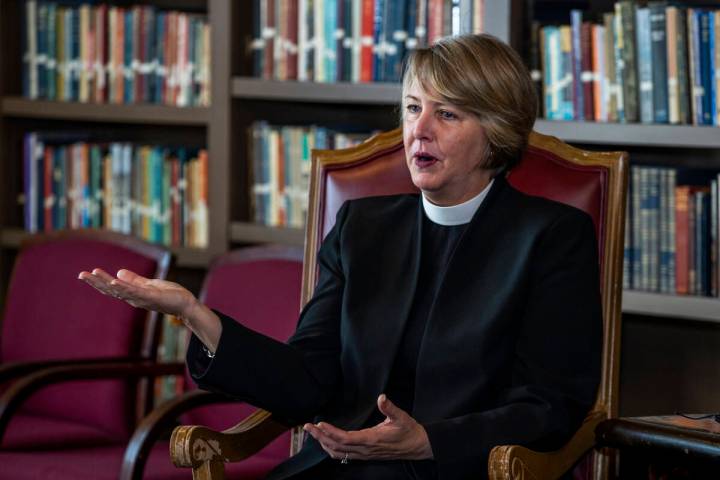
[{"left": 393, "top": 30, "right": 408, "bottom": 41}]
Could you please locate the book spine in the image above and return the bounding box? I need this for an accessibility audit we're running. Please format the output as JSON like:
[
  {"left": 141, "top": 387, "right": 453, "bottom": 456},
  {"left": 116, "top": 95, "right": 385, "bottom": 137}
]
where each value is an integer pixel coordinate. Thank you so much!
[
  {"left": 620, "top": 1, "right": 639, "bottom": 123},
  {"left": 699, "top": 11, "right": 713, "bottom": 125},
  {"left": 688, "top": 9, "right": 703, "bottom": 125},
  {"left": 359, "top": 0, "right": 373, "bottom": 82},
  {"left": 604, "top": 13, "right": 617, "bottom": 123},
  {"left": 649, "top": 2, "right": 668, "bottom": 123},
  {"left": 636, "top": 7, "right": 654, "bottom": 124},
  {"left": 46, "top": 3, "right": 57, "bottom": 100},
  {"left": 570, "top": 10, "right": 584, "bottom": 121}
]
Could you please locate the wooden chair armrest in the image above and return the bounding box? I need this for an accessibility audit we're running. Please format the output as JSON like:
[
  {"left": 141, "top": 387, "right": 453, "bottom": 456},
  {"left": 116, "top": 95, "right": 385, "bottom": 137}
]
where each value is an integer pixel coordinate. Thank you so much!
[
  {"left": 0, "top": 356, "right": 142, "bottom": 384},
  {"left": 120, "top": 390, "right": 238, "bottom": 480},
  {"left": 0, "top": 360, "right": 184, "bottom": 445},
  {"left": 170, "top": 409, "right": 291, "bottom": 471},
  {"left": 488, "top": 410, "right": 605, "bottom": 480}
]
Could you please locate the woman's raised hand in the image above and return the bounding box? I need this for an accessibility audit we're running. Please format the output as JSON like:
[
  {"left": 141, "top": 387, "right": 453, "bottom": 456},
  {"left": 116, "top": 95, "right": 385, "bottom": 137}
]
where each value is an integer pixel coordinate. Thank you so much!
[
  {"left": 79, "top": 268, "right": 222, "bottom": 351},
  {"left": 78, "top": 268, "right": 198, "bottom": 320}
]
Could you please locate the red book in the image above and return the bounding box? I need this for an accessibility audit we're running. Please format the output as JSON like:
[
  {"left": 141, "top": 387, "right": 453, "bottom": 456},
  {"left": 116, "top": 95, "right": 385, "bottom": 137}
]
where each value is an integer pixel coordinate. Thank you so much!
[
  {"left": 264, "top": 0, "right": 275, "bottom": 79},
  {"left": 428, "top": 0, "right": 444, "bottom": 45},
  {"left": 580, "top": 21, "right": 594, "bottom": 121},
  {"left": 675, "top": 185, "right": 708, "bottom": 294},
  {"left": 114, "top": 7, "right": 125, "bottom": 103},
  {"left": 360, "top": 0, "right": 374, "bottom": 82}
]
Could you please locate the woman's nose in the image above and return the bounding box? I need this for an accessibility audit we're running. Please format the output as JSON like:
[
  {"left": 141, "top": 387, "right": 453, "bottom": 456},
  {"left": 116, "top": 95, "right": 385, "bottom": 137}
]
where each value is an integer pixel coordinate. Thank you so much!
[{"left": 412, "top": 111, "right": 434, "bottom": 141}]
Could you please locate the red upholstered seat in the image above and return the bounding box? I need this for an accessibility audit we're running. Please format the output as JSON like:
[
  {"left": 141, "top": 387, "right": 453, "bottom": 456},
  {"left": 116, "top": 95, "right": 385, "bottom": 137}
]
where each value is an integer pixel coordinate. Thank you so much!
[{"left": 0, "top": 230, "right": 170, "bottom": 450}]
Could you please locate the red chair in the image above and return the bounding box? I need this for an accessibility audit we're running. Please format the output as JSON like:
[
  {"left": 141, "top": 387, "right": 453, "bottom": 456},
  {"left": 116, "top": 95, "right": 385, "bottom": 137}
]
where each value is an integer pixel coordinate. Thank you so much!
[
  {"left": 169, "top": 128, "right": 628, "bottom": 480},
  {"left": 0, "top": 229, "right": 170, "bottom": 451},
  {"left": 0, "top": 245, "right": 303, "bottom": 479}
]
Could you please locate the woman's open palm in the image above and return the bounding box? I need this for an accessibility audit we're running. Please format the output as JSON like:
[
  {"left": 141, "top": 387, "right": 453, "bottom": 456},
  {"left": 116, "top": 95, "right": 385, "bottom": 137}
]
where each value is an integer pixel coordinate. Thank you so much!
[{"left": 78, "top": 268, "right": 196, "bottom": 319}]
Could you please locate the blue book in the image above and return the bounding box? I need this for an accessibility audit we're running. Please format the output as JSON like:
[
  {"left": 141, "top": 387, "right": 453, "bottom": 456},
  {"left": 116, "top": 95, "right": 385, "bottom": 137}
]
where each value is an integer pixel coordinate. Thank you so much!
[
  {"left": 124, "top": 9, "right": 134, "bottom": 104},
  {"left": 251, "top": 0, "right": 262, "bottom": 77},
  {"left": 688, "top": 10, "right": 705, "bottom": 125},
  {"left": 188, "top": 17, "right": 197, "bottom": 105},
  {"left": 154, "top": 11, "right": 166, "bottom": 103},
  {"left": 324, "top": 0, "right": 338, "bottom": 82},
  {"left": 143, "top": 6, "right": 156, "bottom": 103},
  {"left": 542, "top": 26, "right": 560, "bottom": 120},
  {"left": 46, "top": 2, "right": 57, "bottom": 100},
  {"left": 649, "top": 2, "right": 669, "bottom": 123},
  {"left": 559, "top": 27, "right": 574, "bottom": 120},
  {"left": 385, "top": 0, "right": 406, "bottom": 82},
  {"left": 624, "top": 175, "right": 633, "bottom": 290},
  {"left": 55, "top": 146, "right": 68, "bottom": 230},
  {"left": 635, "top": 7, "right": 654, "bottom": 124},
  {"left": 658, "top": 168, "right": 668, "bottom": 293},
  {"left": 70, "top": 7, "right": 80, "bottom": 101},
  {"left": 708, "top": 10, "right": 720, "bottom": 126},
  {"left": 372, "top": 0, "right": 385, "bottom": 82},
  {"left": 631, "top": 167, "right": 643, "bottom": 290},
  {"left": 36, "top": 1, "right": 48, "bottom": 99},
  {"left": 570, "top": 10, "right": 584, "bottom": 121},
  {"left": 341, "top": 0, "right": 353, "bottom": 82},
  {"left": 698, "top": 10, "right": 713, "bottom": 125}
]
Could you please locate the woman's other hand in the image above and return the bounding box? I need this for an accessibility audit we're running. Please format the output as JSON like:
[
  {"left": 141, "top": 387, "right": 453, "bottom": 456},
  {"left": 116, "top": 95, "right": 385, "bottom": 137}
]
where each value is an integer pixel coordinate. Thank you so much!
[
  {"left": 303, "top": 394, "right": 434, "bottom": 462},
  {"left": 78, "top": 268, "right": 221, "bottom": 351}
]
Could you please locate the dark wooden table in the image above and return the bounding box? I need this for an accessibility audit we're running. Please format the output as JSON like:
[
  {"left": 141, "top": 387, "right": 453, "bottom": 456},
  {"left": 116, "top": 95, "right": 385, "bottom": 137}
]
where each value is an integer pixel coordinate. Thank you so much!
[{"left": 596, "top": 415, "right": 720, "bottom": 478}]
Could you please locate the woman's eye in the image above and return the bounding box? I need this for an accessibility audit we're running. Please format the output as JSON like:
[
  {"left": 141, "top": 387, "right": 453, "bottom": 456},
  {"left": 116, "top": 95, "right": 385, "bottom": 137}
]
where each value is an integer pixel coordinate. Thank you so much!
[
  {"left": 438, "top": 110, "right": 457, "bottom": 120},
  {"left": 406, "top": 104, "right": 420, "bottom": 114}
]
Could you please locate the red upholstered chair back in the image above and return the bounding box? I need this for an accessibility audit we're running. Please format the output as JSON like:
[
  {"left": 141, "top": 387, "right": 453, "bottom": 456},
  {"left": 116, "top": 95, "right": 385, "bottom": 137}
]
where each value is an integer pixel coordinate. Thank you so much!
[
  {"left": 303, "top": 128, "right": 628, "bottom": 478},
  {"left": 0, "top": 230, "right": 170, "bottom": 443},
  {"left": 182, "top": 246, "right": 304, "bottom": 459}
]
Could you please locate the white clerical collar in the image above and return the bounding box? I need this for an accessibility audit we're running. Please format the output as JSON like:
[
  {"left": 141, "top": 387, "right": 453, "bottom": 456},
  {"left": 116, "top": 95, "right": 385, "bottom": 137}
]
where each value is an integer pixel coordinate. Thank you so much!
[{"left": 421, "top": 179, "right": 494, "bottom": 226}]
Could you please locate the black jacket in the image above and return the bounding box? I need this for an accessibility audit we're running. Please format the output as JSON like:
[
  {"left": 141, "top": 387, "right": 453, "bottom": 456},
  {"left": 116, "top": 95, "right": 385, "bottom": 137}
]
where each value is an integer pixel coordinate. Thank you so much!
[{"left": 188, "top": 175, "right": 602, "bottom": 479}]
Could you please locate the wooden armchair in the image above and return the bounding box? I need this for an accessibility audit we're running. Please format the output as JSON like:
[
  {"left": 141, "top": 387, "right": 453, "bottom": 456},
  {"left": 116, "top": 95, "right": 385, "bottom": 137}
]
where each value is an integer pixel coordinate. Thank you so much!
[
  {"left": 0, "top": 229, "right": 171, "bottom": 451},
  {"left": 170, "top": 128, "right": 628, "bottom": 480}
]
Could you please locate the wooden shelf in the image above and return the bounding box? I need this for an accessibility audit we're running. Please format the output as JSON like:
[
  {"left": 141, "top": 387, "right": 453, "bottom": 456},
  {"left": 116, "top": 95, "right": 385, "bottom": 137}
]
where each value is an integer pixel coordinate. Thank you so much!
[
  {"left": 230, "top": 222, "right": 304, "bottom": 246},
  {"left": 622, "top": 290, "right": 720, "bottom": 323},
  {"left": 0, "top": 228, "right": 211, "bottom": 268},
  {"left": 232, "top": 77, "right": 401, "bottom": 105},
  {"left": 1, "top": 97, "right": 210, "bottom": 126},
  {"left": 534, "top": 119, "right": 720, "bottom": 149},
  {"left": 0, "top": 228, "right": 26, "bottom": 248}
]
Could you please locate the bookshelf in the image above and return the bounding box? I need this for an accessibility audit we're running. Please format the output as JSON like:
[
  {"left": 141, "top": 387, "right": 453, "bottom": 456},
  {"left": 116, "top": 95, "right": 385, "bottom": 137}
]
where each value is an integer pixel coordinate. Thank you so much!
[
  {"left": 1, "top": 96, "right": 210, "bottom": 125},
  {"left": 525, "top": 0, "right": 720, "bottom": 423}
]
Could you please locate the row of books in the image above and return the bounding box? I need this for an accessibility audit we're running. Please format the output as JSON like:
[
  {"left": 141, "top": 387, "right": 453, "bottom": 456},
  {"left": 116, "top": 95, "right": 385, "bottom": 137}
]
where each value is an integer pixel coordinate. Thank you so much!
[
  {"left": 536, "top": 2, "right": 720, "bottom": 126},
  {"left": 251, "top": 0, "right": 484, "bottom": 83},
  {"left": 22, "top": 133, "right": 209, "bottom": 248},
  {"left": 22, "top": 1, "right": 211, "bottom": 106},
  {"left": 623, "top": 166, "right": 720, "bottom": 297},
  {"left": 250, "top": 122, "right": 372, "bottom": 228}
]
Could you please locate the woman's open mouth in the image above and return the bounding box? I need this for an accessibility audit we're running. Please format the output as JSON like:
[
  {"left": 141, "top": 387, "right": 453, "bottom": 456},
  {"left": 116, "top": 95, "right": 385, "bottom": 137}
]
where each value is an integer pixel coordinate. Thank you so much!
[{"left": 414, "top": 152, "right": 439, "bottom": 168}]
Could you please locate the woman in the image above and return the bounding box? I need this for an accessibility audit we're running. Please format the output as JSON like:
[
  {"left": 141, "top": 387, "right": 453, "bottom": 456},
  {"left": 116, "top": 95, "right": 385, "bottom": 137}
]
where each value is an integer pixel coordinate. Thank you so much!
[{"left": 80, "top": 34, "right": 601, "bottom": 480}]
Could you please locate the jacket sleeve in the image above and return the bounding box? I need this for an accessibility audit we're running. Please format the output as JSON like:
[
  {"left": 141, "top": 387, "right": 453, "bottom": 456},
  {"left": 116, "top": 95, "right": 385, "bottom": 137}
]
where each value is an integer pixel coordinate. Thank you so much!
[
  {"left": 423, "top": 209, "right": 603, "bottom": 479},
  {"left": 187, "top": 202, "right": 351, "bottom": 424}
]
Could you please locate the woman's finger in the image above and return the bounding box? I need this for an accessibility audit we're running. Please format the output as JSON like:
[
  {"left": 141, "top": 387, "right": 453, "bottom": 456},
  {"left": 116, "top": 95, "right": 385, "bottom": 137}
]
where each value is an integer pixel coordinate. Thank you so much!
[
  {"left": 91, "top": 268, "right": 115, "bottom": 281},
  {"left": 117, "top": 269, "right": 150, "bottom": 286}
]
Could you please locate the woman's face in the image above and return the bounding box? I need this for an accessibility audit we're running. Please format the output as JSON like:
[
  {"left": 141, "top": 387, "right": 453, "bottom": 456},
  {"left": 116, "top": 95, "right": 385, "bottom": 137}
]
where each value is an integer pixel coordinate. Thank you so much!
[{"left": 402, "top": 82, "right": 493, "bottom": 206}]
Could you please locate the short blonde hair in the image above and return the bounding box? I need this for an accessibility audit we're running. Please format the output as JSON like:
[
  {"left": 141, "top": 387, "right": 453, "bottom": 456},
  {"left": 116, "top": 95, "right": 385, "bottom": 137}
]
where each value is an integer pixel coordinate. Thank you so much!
[{"left": 402, "top": 34, "right": 537, "bottom": 171}]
